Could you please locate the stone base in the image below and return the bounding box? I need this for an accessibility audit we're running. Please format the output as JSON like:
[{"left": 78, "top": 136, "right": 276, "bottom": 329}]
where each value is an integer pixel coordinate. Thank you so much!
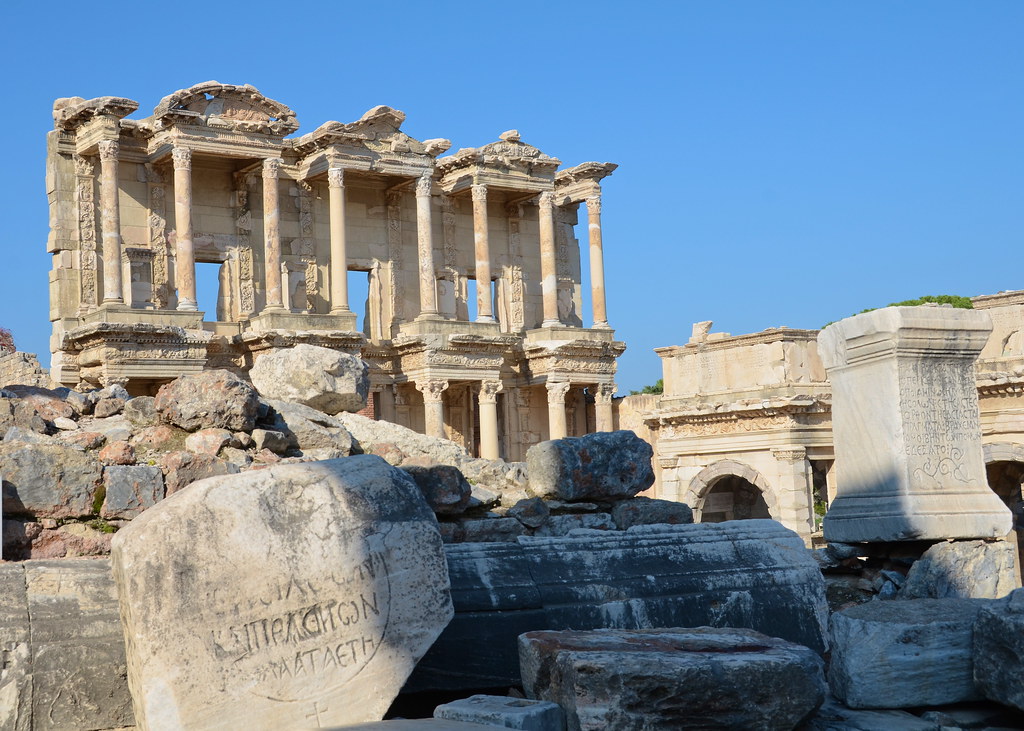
[
  {"left": 399, "top": 319, "right": 503, "bottom": 338},
  {"left": 823, "top": 488, "right": 1013, "bottom": 543},
  {"left": 82, "top": 304, "right": 204, "bottom": 329},
  {"left": 525, "top": 325, "right": 616, "bottom": 344},
  {"left": 249, "top": 310, "right": 358, "bottom": 332}
]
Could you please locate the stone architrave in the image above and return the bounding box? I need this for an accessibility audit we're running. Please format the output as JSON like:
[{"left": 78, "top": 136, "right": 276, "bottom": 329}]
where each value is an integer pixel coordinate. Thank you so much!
[
  {"left": 817, "top": 306, "right": 1012, "bottom": 542},
  {"left": 111, "top": 455, "right": 453, "bottom": 730}
]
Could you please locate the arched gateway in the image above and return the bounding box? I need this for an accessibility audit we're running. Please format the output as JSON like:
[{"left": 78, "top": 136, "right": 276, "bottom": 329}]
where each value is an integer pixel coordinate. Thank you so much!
[{"left": 687, "top": 460, "right": 777, "bottom": 523}]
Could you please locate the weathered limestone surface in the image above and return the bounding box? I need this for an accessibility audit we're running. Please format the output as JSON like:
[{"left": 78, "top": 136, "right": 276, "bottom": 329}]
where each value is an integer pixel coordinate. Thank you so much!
[
  {"left": 100, "top": 464, "right": 164, "bottom": 518},
  {"left": 405, "top": 519, "right": 828, "bottom": 692},
  {"left": 324, "top": 721, "right": 499, "bottom": 730},
  {"left": 263, "top": 398, "right": 355, "bottom": 453},
  {"left": 818, "top": 306, "right": 1012, "bottom": 542},
  {"left": 611, "top": 495, "right": 693, "bottom": 529},
  {"left": 111, "top": 455, "right": 453, "bottom": 730},
  {"left": 402, "top": 462, "right": 473, "bottom": 515},
  {"left": 519, "top": 627, "right": 826, "bottom": 731},
  {"left": 155, "top": 369, "right": 259, "bottom": 432},
  {"left": 526, "top": 430, "right": 654, "bottom": 501},
  {"left": 434, "top": 694, "right": 564, "bottom": 731},
  {"left": 339, "top": 412, "right": 469, "bottom": 466},
  {"left": 0, "top": 559, "right": 134, "bottom": 731},
  {"left": 800, "top": 696, "right": 938, "bottom": 731},
  {"left": 974, "top": 588, "right": 1024, "bottom": 711},
  {"left": 0, "top": 442, "right": 103, "bottom": 517},
  {"left": 901, "top": 539, "right": 1019, "bottom": 599},
  {"left": 829, "top": 598, "right": 988, "bottom": 708},
  {"left": 250, "top": 344, "right": 370, "bottom": 414}
]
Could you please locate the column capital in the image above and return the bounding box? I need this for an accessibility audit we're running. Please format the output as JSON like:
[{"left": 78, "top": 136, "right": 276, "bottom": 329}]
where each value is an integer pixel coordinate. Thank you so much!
[
  {"left": 546, "top": 380, "right": 571, "bottom": 401},
  {"left": 772, "top": 446, "right": 807, "bottom": 463},
  {"left": 416, "top": 379, "right": 449, "bottom": 403},
  {"left": 471, "top": 183, "right": 487, "bottom": 202},
  {"left": 171, "top": 146, "right": 192, "bottom": 171},
  {"left": 538, "top": 190, "right": 554, "bottom": 207},
  {"left": 328, "top": 165, "right": 345, "bottom": 188},
  {"left": 263, "top": 157, "right": 283, "bottom": 179},
  {"left": 479, "top": 380, "right": 503, "bottom": 404},
  {"left": 415, "top": 174, "right": 433, "bottom": 197},
  {"left": 594, "top": 382, "right": 616, "bottom": 404},
  {"left": 586, "top": 194, "right": 602, "bottom": 214},
  {"left": 97, "top": 139, "right": 119, "bottom": 161}
]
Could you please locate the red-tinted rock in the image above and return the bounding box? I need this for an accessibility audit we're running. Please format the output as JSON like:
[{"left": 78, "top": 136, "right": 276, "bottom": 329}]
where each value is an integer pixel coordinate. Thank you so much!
[
  {"left": 98, "top": 441, "right": 135, "bottom": 466},
  {"left": 159, "top": 451, "right": 239, "bottom": 495}
]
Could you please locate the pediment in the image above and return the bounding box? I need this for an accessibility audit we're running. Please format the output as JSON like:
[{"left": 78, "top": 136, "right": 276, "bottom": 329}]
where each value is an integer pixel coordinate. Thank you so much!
[{"left": 152, "top": 81, "right": 299, "bottom": 135}]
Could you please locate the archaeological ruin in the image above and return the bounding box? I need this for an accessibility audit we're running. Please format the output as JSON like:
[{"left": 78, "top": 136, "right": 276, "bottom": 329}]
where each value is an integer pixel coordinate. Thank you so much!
[
  {"left": 623, "top": 291, "right": 1024, "bottom": 548},
  {"left": 3, "top": 80, "right": 1024, "bottom": 730},
  {"left": 45, "top": 82, "right": 623, "bottom": 463}
]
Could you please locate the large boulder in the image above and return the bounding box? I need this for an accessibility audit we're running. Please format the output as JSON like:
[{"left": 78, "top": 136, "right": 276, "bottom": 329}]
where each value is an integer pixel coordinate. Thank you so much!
[
  {"left": 2, "top": 385, "right": 74, "bottom": 422},
  {"left": 155, "top": 369, "right": 259, "bottom": 432},
  {"left": 111, "top": 455, "right": 453, "bottom": 730},
  {"left": 406, "top": 519, "right": 829, "bottom": 693},
  {"left": 900, "top": 539, "right": 1019, "bottom": 599},
  {"left": 402, "top": 462, "right": 473, "bottom": 516},
  {"left": 339, "top": 411, "right": 469, "bottom": 466},
  {"left": 519, "top": 627, "right": 826, "bottom": 731},
  {"left": 250, "top": 344, "right": 369, "bottom": 414},
  {"left": 0, "top": 442, "right": 103, "bottom": 518},
  {"left": 526, "top": 430, "right": 654, "bottom": 501},
  {"left": 262, "top": 398, "right": 354, "bottom": 454},
  {"left": 974, "top": 588, "right": 1024, "bottom": 711},
  {"left": 829, "top": 598, "right": 990, "bottom": 708}
]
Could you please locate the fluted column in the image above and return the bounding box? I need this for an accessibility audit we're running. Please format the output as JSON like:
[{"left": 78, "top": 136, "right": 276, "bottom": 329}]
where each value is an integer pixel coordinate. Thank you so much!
[
  {"left": 97, "top": 141, "right": 124, "bottom": 304},
  {"left": 262, "top": 157, "right": 284, "bottom": 312},
  {"left": 587, "top": 195, "right": 609, "bottom": 328},
  {"left": 478, "top": 380, "right": 503, "bottom": 459},
  {"left": 538, "top": 191, "right": 560, "bottom": 327},
  {"left": 172, "top": 146, "right": 197, "bottom": 311},
  {"left": 328, "top": 164, "right": 350, "bottom": 314},
  {"left": 594, "top": 382, "right": 616, "bottom": 432},
  {"left": 417, "top": 379, "right": 449, "bottom": 438},
  {"left": 472, "top": 183, "right": 496, "bottom": 323},
  {"left": 415, "top": 174, "right": 441, "bottom": 320},
  {"left": 546, "top": 380, "right": 571, "bottom": 440}
]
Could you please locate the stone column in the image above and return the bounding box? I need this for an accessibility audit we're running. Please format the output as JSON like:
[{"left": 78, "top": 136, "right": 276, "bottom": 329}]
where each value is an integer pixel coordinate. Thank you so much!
[
  {"left": 594, "top": 382, "right": 616, "bottom": 432},
  {"left": 379, "top": 384, "right": 397, "bottom": 423},
  {"left": 471, "top": 184, "right": 496, "bottom": 323},
  {"left": 97, "top": 140, "right": 124, "bottom": 305},
  {"left": 546, "top": 381, "right": 571, "bottom": 440},
  {"left": 172, "top": 146, "right": 197, "bottom": 311},
  {"left": 587, "top": 195, "right": 609, "bottom": 329},
  {"left": 417, "top": 379, "right": 449, "bottom": 438},
  {"left": 818, "top": 306, "right": 1012, "bottom": 543},
  {"left": 538, "top": 191, "right": 560, "bottom": 327},
  {"left": 415, "top": 174, "right": 441, "bottom": 320},
  {"left": 262, "top": 157, "right": 284, "bottom": 312},
  {"left": 478, "top": 380, "right": 503, "bottom": 460},
  {"left": 771, "top": 446, "right": 814, "bottom": 541},
  {"left": 328, "top": 165, "right": 350, "bottom": 314}
]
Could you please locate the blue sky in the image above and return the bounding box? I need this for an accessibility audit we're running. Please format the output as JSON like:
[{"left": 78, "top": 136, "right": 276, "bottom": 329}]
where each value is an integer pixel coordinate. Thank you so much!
[{"left": 1, "top": 1, "right": 1021, "bottom": 393}]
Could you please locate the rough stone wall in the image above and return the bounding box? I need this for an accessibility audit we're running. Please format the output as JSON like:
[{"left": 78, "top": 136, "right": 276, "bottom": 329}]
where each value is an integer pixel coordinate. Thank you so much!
[{"left": 0, "top": 353, "right": 52, "bottom": 389}]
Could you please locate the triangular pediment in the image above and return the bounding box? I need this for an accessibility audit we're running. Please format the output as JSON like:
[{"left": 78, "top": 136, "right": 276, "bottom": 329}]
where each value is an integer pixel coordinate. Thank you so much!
[{"left": 152, "top": 81, "right": 299, "bottom": 135}]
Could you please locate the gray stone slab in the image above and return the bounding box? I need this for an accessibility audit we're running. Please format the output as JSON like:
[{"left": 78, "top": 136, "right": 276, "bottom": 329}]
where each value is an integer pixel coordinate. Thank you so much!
[
  {"left": 405, "top": 520, "right": 828, "bottom": 693},
  {"left": 101, "top": 464, "right": 164, "bottom": 518},
  {"left": 829, "top": 598, "right": 989, "bottom": 708},
  {"left": 974, "top": 588, "right": 1024, "bottom": 711},
  {"left": 434, "top": 694, "right": 564, "bottom": 731},
  {"left": 901, "top": 539, "right": 1019, "bottom": 599},
  {"left": 519, "top": 627, "right": 825, "bottom": 731},
  {"left": 325, "top": 720, "right": 502, "bottom": 730}
]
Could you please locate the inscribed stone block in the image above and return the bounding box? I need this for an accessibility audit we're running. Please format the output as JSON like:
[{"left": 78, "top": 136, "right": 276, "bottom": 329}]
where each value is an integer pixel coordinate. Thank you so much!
[
  {"left": 112, "top": 455, "right": 452, "bottom": 730},
  {"left": 818, "top": 306, "right": 1012, "bottom": 542}
]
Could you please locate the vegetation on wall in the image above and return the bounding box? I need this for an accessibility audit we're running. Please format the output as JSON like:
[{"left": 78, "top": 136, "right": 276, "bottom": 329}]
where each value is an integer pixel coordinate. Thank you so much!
[
  {"left": 629, "top": 378, "right": 664, "bottom": 396},
  {"left": 823, "top": 295, "right": 973, "bottom": 328}
]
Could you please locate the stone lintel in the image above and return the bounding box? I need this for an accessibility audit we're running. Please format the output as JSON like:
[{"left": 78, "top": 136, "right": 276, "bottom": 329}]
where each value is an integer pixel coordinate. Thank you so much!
[
  {"left": 248, "top": 311, "right": 358, "bottom": 333},
  {"left": 80, "top": 305, "right": 205, "bottom": 330},
  {"left": 399, "top": 319, "right": 503, "bottom": 340},
  {"left": 524, "top": 325, "right": 617, "bottom": 346}
]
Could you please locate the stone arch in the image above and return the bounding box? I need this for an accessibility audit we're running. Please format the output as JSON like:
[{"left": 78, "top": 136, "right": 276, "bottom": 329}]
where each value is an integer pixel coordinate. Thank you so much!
[{"left": 686, "top": 459, "right": 779, "bottom": 521}]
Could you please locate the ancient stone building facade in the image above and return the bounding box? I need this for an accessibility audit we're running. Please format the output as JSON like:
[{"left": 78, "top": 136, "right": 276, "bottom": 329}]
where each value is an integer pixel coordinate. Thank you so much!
[
  {"left": 629, "top": 294, "right": 1024, "bottom": 544},
  {"left": 46, "top": 82, "right": 624, "bottom": 461}
]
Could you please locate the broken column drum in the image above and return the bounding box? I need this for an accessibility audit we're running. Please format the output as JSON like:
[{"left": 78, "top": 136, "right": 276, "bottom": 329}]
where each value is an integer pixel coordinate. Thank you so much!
[{"left": 817, "top": 306, "right": 1012, "bottom": 542}]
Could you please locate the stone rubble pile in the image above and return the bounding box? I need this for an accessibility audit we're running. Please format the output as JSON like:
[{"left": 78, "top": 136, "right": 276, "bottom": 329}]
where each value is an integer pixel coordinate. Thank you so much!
[{"left": 0, "top": 358, "right": 687, "bottom": 561}]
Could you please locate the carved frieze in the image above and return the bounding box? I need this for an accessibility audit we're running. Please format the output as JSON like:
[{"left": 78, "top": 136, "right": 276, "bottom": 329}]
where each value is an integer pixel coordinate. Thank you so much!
[{"left": 74, "top": 154, "right": 98, "bottom": 312}]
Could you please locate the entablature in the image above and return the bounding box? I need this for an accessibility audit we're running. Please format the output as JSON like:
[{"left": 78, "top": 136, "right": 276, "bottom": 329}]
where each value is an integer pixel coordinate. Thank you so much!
[
  {"left": 437, "top": 130, "right": 560, "bottom": 196},
  {"left": 554, "top": 161, "right": 617, "bottom": 205}
]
